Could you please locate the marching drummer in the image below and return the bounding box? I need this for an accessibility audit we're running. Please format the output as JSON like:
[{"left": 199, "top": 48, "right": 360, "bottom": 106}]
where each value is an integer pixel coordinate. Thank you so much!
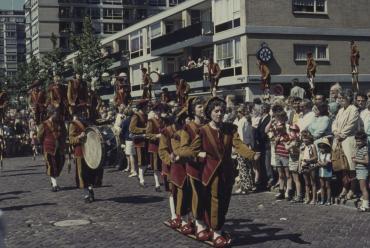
[
  {"left": 141, "top": 68, "right": 152, "bottom": 100},
  {"left": 146, "top": 103, "right": 166, "bottom": 192},
  {"left": 37, "top": 107, "right": 67, "bottom": 192},
  {"left": 129, "top": 99, "right": 149, "bottom": 187},
  {"left": 69, "top": 113, "right": 98, "bottom": 203},
  {"left": 113, "top": 72, "right": 131, "bottom": 107}
]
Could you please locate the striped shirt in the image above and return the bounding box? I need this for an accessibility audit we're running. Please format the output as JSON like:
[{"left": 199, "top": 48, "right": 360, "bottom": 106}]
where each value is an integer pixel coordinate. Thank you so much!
[{"left": 355, "top": 145, "right": 368, "bottom": 169}]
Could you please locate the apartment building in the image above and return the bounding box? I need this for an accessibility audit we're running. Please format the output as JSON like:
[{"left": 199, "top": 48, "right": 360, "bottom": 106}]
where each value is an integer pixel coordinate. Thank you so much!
[
  {"left": 66, "top": 0, "right": 370, "bottom": 99},
  {"left": 0, "top": 10, "right": 26, "bottom": 78},
  {"left": 24, "top": 0, "right": 185, "bottom": 61}
]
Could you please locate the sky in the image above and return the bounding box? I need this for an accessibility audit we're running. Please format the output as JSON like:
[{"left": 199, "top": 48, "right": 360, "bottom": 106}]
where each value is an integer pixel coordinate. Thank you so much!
[{"left": 0, "top": 0, "right": 24, "bottom": 10}]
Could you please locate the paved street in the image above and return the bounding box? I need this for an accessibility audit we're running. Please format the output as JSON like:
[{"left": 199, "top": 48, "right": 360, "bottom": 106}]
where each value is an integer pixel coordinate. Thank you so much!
[{"left": 0, "top": 156, "right": 369, "bottom": 248}]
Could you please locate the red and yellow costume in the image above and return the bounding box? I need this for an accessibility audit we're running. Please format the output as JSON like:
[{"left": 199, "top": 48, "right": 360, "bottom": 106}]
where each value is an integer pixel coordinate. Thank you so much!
[
  {"left": 0, "top": 90, "right": 8, "bottom": 123},
  {"left": 146, "top": 117, "right": 164, "bottom": 172},
  {"left": 259, "top": 63, "right": 271, "bottom": 92},
  {"left": 29, "top": 88, "right": 47, "bottom": 125},
  {"left": 186, "top": 123, "right": 255, "bottom": 231},
  {"left": 69, "top": 119, "right": 102, "bottom": 188},
  {"left": 37, "top": 119, "right": 67, "bottom": 178},
  {"left": 129, "top": 111, "right": 147, "bottom": 167},
  {"left": 67, "top": 79, "right": 89, "bottom": 116}
]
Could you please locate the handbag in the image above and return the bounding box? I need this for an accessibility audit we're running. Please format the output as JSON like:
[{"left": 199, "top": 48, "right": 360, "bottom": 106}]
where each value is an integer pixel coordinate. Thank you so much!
[{"left": 331, "top": 142, "right": 349, "bottom": 172}]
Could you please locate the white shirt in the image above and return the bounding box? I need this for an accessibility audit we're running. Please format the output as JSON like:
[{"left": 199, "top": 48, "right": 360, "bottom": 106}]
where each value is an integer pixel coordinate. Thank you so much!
[
  {"left": 234, "top": 117, "right": 254, "bottom": 147},
  {"left": 360, "top": 108, "right": 370, "bottom": 132},
  {"left": 297, "top": 111, "right": 315, "bottom": 131}
]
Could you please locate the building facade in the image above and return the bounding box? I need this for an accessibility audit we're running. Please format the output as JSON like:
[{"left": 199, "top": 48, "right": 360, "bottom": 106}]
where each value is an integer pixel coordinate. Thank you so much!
[
  {"left": 24, "top": 0, "right": 185, "bottom": 61},
  {"left": 0, "top": 10, "right": 26, "bottom": 78},
  {"left": 66, "top": 0, "right": 370, "bottom": 99}
]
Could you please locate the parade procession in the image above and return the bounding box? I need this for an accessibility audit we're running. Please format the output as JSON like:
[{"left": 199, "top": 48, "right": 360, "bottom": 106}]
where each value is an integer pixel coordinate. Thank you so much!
[{"left": 1, "top": 0, "right": 370, "bottom": 247}]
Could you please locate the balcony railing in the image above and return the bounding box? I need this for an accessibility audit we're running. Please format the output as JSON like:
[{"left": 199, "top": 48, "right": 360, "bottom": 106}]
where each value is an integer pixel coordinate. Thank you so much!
[
  {"left": 158, "top": 67, "right": 204, "bottom": 86},
  {"left": 151, "top": 22, "right": 213, "bottom": 51}
]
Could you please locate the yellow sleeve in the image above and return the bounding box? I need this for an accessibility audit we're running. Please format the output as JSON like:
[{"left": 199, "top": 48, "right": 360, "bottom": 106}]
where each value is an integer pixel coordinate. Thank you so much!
[
  {"left": 129, "top": 114, "right": 146, "bottom": 134},
  {"left": 37, "top": 124, "right": 44, "bottom": 143},
  {"left": 158, "top": 134, "right": 171, "bottom": 165},
  {"left": 67, "top": 81, "right": 73, "bottom": 104},
  {"left": 177, "top": 130, "right": 197, "bottom": 158},
  {"left": 171, "top": 131, "right": 181, "bottom": 156},
  {"left": 146, "top": 120, "right": 158, "bottom": 141},
  {"left": 232, "top": 131, "right": 255, "bottom": 160},
  {"left": 68, "top": 123, "right": 80, "bottom": 145}
]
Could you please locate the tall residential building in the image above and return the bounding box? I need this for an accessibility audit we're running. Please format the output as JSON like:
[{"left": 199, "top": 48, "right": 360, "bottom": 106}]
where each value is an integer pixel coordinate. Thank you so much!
[
  {"left": 0, "top": 10, "right": 26, "bottom": 78},
  {"left": 24, "top": 0, "right": 186, "bottom": 61}
]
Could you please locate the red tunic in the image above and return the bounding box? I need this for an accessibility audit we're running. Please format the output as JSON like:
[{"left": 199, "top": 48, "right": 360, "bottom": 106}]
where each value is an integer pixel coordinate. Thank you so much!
[{"left": 183, "top": 121, "right": 203, "bottom": 181}]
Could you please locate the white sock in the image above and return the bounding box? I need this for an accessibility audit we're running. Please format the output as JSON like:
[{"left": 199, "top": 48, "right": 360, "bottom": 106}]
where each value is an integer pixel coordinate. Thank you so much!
[
  {"left": 181, "top": 215, "right": 188, "bottom": 225},
  {"left": 138, "top": 166, "right": 145, "bottom": 184},
  {"left": 154, "top": 171, "right": 160, "bottom": 187},
  {"left": 195, "top": 219, "right": 206, "bottom": 232},
  {"left": 362, "top": 199, "right": 369, "bottom": 208},
  {"left": 213, "top": 230, "right": 222, "bottom": 240},
  {"left": 50, "top": 177, "right": 57, "bottom": 187},
  {"left": 169, "top": 195, "right": 176, "bottom": 219}
]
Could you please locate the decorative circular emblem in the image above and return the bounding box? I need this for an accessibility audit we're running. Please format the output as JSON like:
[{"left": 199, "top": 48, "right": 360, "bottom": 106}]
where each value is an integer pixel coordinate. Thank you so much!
[{"left": 257, "top": 42, "right": 273, "bottom": 63}]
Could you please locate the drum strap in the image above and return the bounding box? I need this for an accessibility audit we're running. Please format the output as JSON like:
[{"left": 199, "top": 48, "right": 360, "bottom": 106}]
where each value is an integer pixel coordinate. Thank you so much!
[{"left": 72, "top": 120, "right": 85, "bottom": 132}]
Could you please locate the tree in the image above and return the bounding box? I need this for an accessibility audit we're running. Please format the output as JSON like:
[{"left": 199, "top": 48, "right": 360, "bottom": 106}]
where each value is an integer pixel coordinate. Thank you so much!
[
  {"left": 71, "top": 17, "right": 112, "bottom": 82},
  {"left": 40, "top": 32, "right": 67, "bottom": 84}
]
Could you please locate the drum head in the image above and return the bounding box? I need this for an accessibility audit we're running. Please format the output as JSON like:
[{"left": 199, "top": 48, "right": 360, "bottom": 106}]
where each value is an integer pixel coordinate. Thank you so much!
[
  {"left": 83, "top": 128, "right": 103, "bottom": 170},
  {"left": 150, "top": 71, "right": 160, "bottom": 83}
]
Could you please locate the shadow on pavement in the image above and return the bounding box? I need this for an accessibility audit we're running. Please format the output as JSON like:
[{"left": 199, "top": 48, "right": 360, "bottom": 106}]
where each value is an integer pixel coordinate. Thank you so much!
[
  {"left": 0, "top": 172, "right": 44, "bottom": 177},
  {"left": 1, "top": 168, "right": 36, "bottom": 173},
  {"left": 224, "top": 218, "right": 310, "bottom": 246},
  {"left": 0, "top": 197, "right": 19, "bottom": 202},
  {"left": 0, "top": 191, "right": 31, "bottom": 196},
  {"left": 1, "top": 203, "right": 57, "bottom": 211},
  {"left": 101, "top": 195, "right": 164, "bottom": 204}
]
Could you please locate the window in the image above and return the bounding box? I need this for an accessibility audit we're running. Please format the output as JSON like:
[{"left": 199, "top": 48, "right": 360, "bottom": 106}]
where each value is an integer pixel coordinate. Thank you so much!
[
  {"left": 103, "top": 0, "right": 122, "bottom": 4},
  {"left": 74, "top": 7, "right": 86, "bottom": 17},
  {"left": 235, "top": 38, "right": 241, "bottom": 65},
  {"left": 150, "top": 22, "right": 161, "bottom": 38},
  {"left": 90, "top": 8, "right": 100, "bottom": 19},
  {"left": 103, "top": 8, "right": 122, "bottom": 19},
  {"left": 130, "top": 31, "right": 143, "bottom": 58},
  {"left": 216, "top": 39, "right": 241, "bottom": 69},
  {"left": 216, "top": 40, "right": 233, "bottom": 69},
  {"left": 214, "top": 0, "right": 240, "bottom": 25},
  {"left": 6, "top": 32, "right": 15, "bottom": 38},
  {"left": 293, "top": 0, "right": 327, "bottom": 14},
  {"left": 59, "top": 7, "right": 70, "bottom": 18},
  {"left": 103, "top": 23, "right": 122, "bottom": 33},
  {"left": 6, "top": 55, "right": 17, "bottom": 61},
  {"left": 294, "top": 44, "right": 329, "bottom": 61},
  {"left": 59, "top": 22, "right": 71, "bottom": 33}
]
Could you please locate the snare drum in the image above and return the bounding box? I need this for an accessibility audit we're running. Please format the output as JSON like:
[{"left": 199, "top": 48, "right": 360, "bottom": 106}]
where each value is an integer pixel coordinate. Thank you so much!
[{"left": 83, "top": 125, "right": 117, "bottom": 169}]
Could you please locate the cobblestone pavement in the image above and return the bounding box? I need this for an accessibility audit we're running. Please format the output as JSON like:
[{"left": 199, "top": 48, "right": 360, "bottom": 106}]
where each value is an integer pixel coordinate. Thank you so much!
[{"left": 0, "top": 156, "right": 370, "bottom": 248}]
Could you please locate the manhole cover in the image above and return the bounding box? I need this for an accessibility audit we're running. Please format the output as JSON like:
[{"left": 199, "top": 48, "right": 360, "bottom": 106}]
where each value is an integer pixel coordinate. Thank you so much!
[{"left": 53, "top": 219, "right": 91, "bottom": 227}]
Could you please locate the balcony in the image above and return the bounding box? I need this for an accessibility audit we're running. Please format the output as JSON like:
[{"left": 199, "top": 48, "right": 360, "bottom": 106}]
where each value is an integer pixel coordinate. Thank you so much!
[
  {"left": 151, "top": 22, "right": 213, "bottom": 56},
  {"left": 158, "top": 67, "right": 204, "bottom": 86}
]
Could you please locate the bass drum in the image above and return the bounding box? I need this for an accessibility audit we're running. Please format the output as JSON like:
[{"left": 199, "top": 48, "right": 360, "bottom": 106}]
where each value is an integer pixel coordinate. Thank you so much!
[{"left": 82, "top": 125, "right": 117, "bottom": 169}]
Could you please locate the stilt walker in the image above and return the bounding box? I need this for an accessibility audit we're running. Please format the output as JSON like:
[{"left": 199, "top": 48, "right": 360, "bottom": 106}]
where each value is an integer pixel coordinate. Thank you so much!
[
  {"left": 257, "top": 59, "right": 271, "bottom": 97},
  {"left": 306, "top": 52, "right": 317, "bottom": 97},
  {"left": 350, "top": 41, "right": 360, "bottom": 93}
]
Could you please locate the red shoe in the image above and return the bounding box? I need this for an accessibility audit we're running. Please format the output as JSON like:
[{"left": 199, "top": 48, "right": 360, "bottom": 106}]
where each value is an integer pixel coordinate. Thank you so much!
[
  {"left": 169, "top": 217, "right": 182, "bottom": 229},
  {"left": 180, "top": 222, "right": 194, "bottom": 235},
  {"left": 213, "top": 233, "right": 232, "bottom": 248},
  {"left": 196, "top": 229, "right": 211, "bottom": 241}
]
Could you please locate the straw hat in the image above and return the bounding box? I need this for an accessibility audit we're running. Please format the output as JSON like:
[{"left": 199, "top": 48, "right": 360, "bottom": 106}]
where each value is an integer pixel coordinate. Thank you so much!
[{"left": 317, "top": 137, "right": 331, "bottom": 150}]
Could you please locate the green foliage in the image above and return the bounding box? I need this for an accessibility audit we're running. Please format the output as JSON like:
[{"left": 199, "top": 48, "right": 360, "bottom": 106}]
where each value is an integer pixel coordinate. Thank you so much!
[{"left": 71, "top": 17, "right": 112, "bottom": 82}]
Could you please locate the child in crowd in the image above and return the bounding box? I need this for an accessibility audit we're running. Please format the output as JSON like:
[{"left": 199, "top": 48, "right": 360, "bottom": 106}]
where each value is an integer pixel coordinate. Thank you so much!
[
  {"left": 286, "top": 124, "right": 302, "bottom": 202},
  {"left": 317, "top": 138, "right": 333, "bottom": 205},
  {"left": 271, "top": 111, "right": 291, "bottom": 199},
  {"left": 353, "top": 131, "right": 369, "bottom": 212},
  {"left": 300, "top": 130, "right": 318, "bottom": 204}
]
